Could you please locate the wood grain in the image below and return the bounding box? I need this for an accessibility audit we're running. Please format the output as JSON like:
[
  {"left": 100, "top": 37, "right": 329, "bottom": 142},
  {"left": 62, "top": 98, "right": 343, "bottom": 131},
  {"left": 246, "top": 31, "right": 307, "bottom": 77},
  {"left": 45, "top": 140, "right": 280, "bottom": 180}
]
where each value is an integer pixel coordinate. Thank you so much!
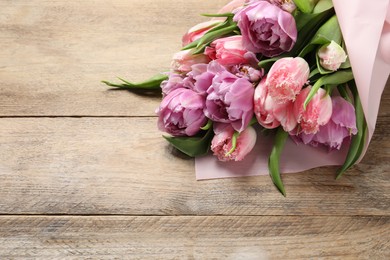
[
  {"left": 0, "top": 0, "right": 389, "bottom": 258},
  {"left": 0, "top": 216, "right": 388, "bottom": 259},
  {"left": 0, "top": 0, "right": 389, "bottom": 117},
  {"left": 0, "top": 0, "right": 228, "bottom": 116},
  {"left": 0, "top": 117, "right": 388, "bottom": 215}
]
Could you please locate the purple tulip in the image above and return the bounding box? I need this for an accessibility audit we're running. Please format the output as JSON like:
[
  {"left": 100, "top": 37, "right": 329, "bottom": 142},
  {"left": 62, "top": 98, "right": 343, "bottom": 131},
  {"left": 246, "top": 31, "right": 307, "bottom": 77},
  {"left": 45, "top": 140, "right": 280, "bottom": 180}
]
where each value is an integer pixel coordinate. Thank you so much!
[
  {"left": 156, "top": 88, "right": 207, "bottom": 137},
  {"left": 161, "top": 73, "right": 187, "bottom": 96},
  {"left": 204, "top": 61, "right": 254, "bottom": 133},
  {"left": 233, "top": 0, "right": 297, "bottom": 57},
  {"left": 293, "top": 96, "right": 358, "bottom": 150}
]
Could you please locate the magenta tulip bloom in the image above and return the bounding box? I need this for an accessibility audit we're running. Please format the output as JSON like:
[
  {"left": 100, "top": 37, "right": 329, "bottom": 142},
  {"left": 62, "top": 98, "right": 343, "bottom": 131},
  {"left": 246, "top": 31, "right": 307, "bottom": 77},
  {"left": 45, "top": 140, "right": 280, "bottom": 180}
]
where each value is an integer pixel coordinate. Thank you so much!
[
  {"left": 293, "top": 87, "right": 333, "bottom": 135},
  {"left": 266, "top": 57, "right": 310, "bottom": 103},
  {"left": 254, "top": 77, "right": 297, "bottom": 131},
  {"left": 204, "top": 62, "right": 254, "bottom": 132},
  {"left": 233, "top": 0, "right": 297, "bottom": 57},
  {"left": 211, "top": 123, "right": 257, "bottom": 161},
  {"left": 294, "top": 96, "right": 357, "bottom": 150},
  {"left": 161, "top": 73, "right": 186, "bottom": 96},
  {"left": 205, "top": 35, "right": 258, "bottom": 66},
  {"left": 156, "top": 88, "right": 207, "bottom": 136}
]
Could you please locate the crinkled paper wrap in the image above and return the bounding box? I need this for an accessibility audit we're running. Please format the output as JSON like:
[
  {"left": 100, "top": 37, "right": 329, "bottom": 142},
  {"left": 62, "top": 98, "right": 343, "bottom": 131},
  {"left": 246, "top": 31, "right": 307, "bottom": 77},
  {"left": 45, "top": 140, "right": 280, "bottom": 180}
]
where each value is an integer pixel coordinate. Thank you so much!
[{"left": 196, "top": 0, "right": 390, "bottom": 180}]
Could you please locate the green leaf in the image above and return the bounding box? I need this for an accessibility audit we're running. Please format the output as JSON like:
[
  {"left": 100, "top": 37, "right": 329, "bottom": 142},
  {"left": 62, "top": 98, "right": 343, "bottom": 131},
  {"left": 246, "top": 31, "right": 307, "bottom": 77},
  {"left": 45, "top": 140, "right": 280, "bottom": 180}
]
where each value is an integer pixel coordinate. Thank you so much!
[
  {"left": 336, "top": 82, "right": 367, "bottom": 179},
  {"left": 289, "top": 5, "right": 334, "bottom": 56},
  {"left": 163, "top": 128, "right": 214, "bottom": 157},
  {"left": 102, "top": 74, "right": 168, "bottom": 90},
  {"left": 293, "top": 0, "right": 319, "bottom": 13},
  {"left": 268, "top": 128, "right": 288, "bottom": 197},
  {"left": 312, "top": 0, "right": 333, "bottom": 13},
  {"left": 192, "top": 24, "right": 239, "bottom": 54},
  {"left": 258, "top": 57, "right": 279, "bottom": 72},
  {"left": 310, "top": 15, "right": 342, "bottom": 45},
  {"left": 303, "top": 70, "right": 354, "bottom": 109},
  {"left": 201, "top": 13, "right": 234, "bottom": 18},
  {"left": 298, "top": 14, "right": 342, "bottom": 57},
  {"left": 225, "top": 131, "right": 240, "bottom": 157}
]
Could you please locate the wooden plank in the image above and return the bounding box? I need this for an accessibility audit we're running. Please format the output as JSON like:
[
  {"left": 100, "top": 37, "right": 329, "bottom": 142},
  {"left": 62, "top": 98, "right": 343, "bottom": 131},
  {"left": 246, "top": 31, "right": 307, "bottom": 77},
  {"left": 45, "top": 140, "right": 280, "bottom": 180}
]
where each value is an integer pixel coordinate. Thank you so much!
[
  {"left": 0, "top": 117, "right": 388, "bottom": 215},
  {"left": 0, "top": 0, "right": 227, "bottom": 116},
  {"left": 0, "top": 216, "right": 388, "bottom": 258},
  {"left": 0, "top": 0, "right": 389, "bottom": 117}
]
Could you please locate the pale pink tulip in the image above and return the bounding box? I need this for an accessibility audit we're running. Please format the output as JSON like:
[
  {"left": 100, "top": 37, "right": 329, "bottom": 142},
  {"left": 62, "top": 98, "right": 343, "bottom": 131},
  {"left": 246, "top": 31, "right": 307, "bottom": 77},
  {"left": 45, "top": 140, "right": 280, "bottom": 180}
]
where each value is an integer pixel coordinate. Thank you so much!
[
  {"left": 171, "top": 50, "right": 211, "bottom": 73},
  {"left": 318, "top": 41, "right": 348, "bottom": 71},
  {"left": 211, "top": 123, "right": 257, "bottom": 162},
  {"left": 293, "top": 87, "right": 333, "bottom": 134},
  {"left": 266, "top": 57, "right": 310, "bottom": 103},
  {"left": 218, "top": 0, "right": 248, "bottom": 14},
  {"left": 205, "top": 35, "right": 258, "bottom": 66},
  {"left": 254, "top": 77, "right": 297, "bottom": 131},
  {"left": 182, "top": 20, "right": 220, "bottom": 46}
]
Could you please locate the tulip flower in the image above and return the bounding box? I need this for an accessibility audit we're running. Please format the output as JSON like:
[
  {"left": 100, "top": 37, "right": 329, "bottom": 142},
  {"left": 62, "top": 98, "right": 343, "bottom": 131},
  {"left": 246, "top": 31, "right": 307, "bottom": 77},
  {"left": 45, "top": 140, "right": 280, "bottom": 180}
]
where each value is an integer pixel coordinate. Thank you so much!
[
  {"left": 233, "top": 0, "right": 297, "bottom": 57},
  {"left": 318, "top": 41, "right": 348, "bottom": 71},
  {"left": 254, "top": 77, "right": 297, "bottom": 131},
  {"left": 293, "top": 87, "right": 333, "bottom": 134},
  {"left": 182, "top": 20, "right": 220, "bottom": 47},
  {"left": 204, "top": 62, "right": 254, "bottom": 133},
  {"left": 204, "top": 35, "right": 258, "bottom": 66},
  {"left": 156, "top": 88, "right": 207, "bottom": 136},
  {"left": 211, "top": 123, "right": 257, "bottom": 161},
  {"left": 266, "top": 57, "right": 310, "bottom": 103},
  {"left": 171, "top": 50, "right": 210, "bottom": 73}
]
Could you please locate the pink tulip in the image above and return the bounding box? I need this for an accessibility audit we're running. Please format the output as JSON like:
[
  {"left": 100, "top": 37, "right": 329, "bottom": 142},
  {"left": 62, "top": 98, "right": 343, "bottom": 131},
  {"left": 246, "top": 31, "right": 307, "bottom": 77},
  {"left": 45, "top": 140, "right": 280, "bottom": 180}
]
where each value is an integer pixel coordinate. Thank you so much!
[
  {"left": 266, "top": 57, "right": 310, "bottom": 103},
  {"left": 205, "top": 35, "right": 258, "bottom": 66},
  {"left": 230, "top": 65, "right": 263, "bottom": 82},
  {"left": 211, "top": 123, "right": 257, "bottom": 162},
  {"left": 293, "top": 87, "right": 333, "bottom": 135},
  {"left": 204, "top": 61, "right": 254, "bottom": 133},
  {"left": 318, "top": 41, "right": 348, "bottom": 71},
  {"left": 156, "top": 88, "right": 207, "bottom": 137},
  {"left": 269, "top": 0, "right": 296, "bottom": 13},
  {"left": 233, "top": 0, "right": 297, "bottom": 57},
  {"left": 171, "top": 50, "right": 211, "bottom": 73},
  {"left": 182, "top": 20, "right": 220, "bottom": 46},
  {"left": 254, "top": 77, "right": 297, "bottom": 131},
  {"left": 218, "top": 0, "right": 248, "bottom": 14},
  {"left": 293, "top": 96, "right": 357, "bottom": 150}
]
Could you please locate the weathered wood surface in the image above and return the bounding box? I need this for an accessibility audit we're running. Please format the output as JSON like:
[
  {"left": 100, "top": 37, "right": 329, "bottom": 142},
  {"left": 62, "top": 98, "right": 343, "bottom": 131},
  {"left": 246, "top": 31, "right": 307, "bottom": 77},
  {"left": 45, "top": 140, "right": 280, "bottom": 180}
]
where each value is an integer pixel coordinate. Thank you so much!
[
  {"left": 0, "top": 216, "right": 388, "bottom": 259},
  {"left": 0, "top": 0, "right": 389, "bottom": 258},
  {"left": 0, "top": 116, "right": 389, "bottom": 216}
]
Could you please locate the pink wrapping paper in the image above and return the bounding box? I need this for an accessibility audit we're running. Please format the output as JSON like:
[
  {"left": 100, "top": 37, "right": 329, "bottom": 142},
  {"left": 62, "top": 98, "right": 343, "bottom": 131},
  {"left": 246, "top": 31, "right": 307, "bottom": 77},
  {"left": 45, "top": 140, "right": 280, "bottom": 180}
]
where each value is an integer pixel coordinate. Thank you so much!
[{"left": 196, "top": 0, "right": 390, "bottom": 180}]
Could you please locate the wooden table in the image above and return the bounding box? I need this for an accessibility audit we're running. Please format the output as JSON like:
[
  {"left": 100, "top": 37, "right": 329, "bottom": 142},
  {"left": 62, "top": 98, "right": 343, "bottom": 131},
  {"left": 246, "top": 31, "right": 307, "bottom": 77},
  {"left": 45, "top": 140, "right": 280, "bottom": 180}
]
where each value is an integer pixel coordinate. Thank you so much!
[{"left": 0, "top": 0, "right": 389, "bottom": 258}]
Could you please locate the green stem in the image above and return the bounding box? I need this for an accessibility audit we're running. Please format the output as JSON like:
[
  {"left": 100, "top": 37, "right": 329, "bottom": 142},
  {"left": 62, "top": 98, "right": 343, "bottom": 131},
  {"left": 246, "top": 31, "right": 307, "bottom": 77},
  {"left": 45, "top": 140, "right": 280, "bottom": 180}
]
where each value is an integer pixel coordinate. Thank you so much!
[
  {"left": 225, "top": 131, "right": 240, "bottom": 157},
  {"left": 268, "top": 128, "right": 288, "bottom": 197},
  {"left": 101, "top": 74, "right": 168, "bottom": 90}
]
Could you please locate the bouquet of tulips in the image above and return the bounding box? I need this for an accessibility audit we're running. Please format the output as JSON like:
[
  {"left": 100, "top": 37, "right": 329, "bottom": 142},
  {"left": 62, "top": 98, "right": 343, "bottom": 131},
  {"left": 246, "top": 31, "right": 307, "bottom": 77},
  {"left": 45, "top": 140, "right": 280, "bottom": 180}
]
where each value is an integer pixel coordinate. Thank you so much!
[{"left": 103, "top": 0, "right": 390, "bottom": 195}]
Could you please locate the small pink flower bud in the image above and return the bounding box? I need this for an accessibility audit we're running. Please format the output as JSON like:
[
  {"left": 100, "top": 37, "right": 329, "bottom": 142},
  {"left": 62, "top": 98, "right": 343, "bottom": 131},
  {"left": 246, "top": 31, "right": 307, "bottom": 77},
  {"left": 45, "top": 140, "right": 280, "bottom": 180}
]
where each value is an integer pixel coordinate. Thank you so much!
[{"left": 318, "top": 41, "right": 348, "bottom": 71}]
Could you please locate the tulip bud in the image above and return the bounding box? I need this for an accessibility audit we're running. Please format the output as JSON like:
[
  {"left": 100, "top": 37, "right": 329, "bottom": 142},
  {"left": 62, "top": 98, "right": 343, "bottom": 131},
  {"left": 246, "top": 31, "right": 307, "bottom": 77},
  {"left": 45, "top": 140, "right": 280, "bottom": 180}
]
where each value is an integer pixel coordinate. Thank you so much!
[{"left": 318, "top": 41, "right": 348, "bottom": 71}]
